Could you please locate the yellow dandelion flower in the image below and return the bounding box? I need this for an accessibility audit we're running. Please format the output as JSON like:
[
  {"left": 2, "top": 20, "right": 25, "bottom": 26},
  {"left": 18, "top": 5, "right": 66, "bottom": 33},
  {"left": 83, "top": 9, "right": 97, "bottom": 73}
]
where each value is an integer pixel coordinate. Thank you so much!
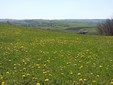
[
  {"left": 80, "top": 65, "right": 83, "bottom": 69},
  {"left": 44, "top": 64, "right": 46, "bottom": 67},
  {"left": 36, "top": 64, "right": 40, "bottom": 67},
  {"left": 99, "top": 65, "right": 102, "bottom": 68},
  {"left": 90, "top": 73, "right": 93, "bottom": 75},
  {"left": 61, "top": 73, "right": 64, "bottom": 75},
  {"left": 92, "top": 80, "right": 96, "bottom": 83},
  {"left": 35, "top": 64, "right": 40, "bottom": 68},
  {"left": 111, "top": 81, "right": 113, "bottom": 85},
  {"left": 84, "top": 79, "right": 87, "bottom": 81},
  {"left": 77, "top": 73, "right": 81, "bottom": 76},
  {"left": 70, "top": 71, "right": 73, "bottom": 74},
  {"left": 1, "top": 81, "right": 5, "bottom": 85},
  {"left": 26, "top": 73, "right": 30, "bottom": 76},
  {"left": 36, "top": 83, "right": 40, "bottom": 85},
  {"left": 43, "top": 71, "right": 47, "bottom": 74},
  {"left": 6, "top": 72, "right": 10, "bottom": 75},
  {"left": 45, "top": 78, "right": 49, "bottom": 82},
  {"left": 22, "top": 75, "right": 26, "bottom": 78},
  {"left": 79, "top": 78, "right": 83, "bottom": 82},
  {"left": 97, "top": 75, "right": 99, "bottom": 77}
]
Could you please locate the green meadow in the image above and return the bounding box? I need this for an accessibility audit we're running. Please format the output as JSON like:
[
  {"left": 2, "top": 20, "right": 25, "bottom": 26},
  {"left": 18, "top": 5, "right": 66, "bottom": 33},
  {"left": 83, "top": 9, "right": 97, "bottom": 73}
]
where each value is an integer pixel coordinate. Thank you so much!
[{"left": 0, "top": 23, "right": 113, "bottom": 85}]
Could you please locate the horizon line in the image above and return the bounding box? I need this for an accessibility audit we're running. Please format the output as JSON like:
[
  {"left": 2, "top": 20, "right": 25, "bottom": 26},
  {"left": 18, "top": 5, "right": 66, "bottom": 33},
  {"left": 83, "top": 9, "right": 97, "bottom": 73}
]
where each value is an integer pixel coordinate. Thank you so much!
[{"left": 0, "top": 18, "right": 107, "bottom": 20}]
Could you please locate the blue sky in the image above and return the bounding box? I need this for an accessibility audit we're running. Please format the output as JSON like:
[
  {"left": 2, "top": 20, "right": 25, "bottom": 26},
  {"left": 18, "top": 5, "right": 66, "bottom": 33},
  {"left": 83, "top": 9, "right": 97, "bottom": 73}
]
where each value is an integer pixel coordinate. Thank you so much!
[{"left": 0, "top": 0, "right": 113, "bottom": 19}]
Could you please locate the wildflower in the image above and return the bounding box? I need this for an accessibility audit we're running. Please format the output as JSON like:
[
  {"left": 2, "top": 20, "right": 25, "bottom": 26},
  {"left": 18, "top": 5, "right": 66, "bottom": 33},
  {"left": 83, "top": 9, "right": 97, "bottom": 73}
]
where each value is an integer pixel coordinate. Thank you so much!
[
  {"left": 36, "top": 64, "right": 40, "bottom": 68},
  {"left": 23, "top": 68, "right": 26, "bottom": 70},
  {"left": 36, "top": 64, "right": 40, "bottom": 67},
  {"left": 36, "top": 83, "right": 40, "bottom": 85},
  {"left": 22, "top": 75, "right": 26, "bottom": 78},
  {"left": 84, "top": 79, "right": 87, "bottom": 81},
  {"left": 14, "top": 67, "right": 16, "bottom": 69},
  {"left": 14, "top": 64, "right": 16, "bottom": 66},
  {"left": 97, "top": 75, "right": 99, "bottom": 77},
  {"left": 111, "top": 81, "right": 113, "bottom": 85},
  {"left": 45, "top": 78, "right": 49, "bottom": 82},
  {"left": 22, "top": 59, "right": 25, "bottom": 62},
  {"left": 1, "top": 82, "right": 5, "bottom": 85},
  {"left": 26, "top": 73, "right": 30, "bottom": 76},
  {"left": 90, "top": 73, "right": 93, "bottom": 75},
  {"left": 77, "top": 73, "right": 81, "bottom": 76},
  {"left": 80, "top": 65, "right": 83, "bottom": 69},
  {"left": 79, "top": 78, "right": 83, "bottom": 82},
  {"left": 61, "top": 73, "right": 64, "bottom": 75},
  {"left": 6, "top": 72, "right": 10, "bottom": 75},
  {"left": 99, "top": 65, "right": 102, "bottom": 68},
  {"left": 44, "top": 64, "right": 46, "bottom": 67},
  {"left": 92, "top": 80, "right": 96, "bottom": 83},
  {"left": 70, "top": 71, "right": 73, "bottom": 74},
  {"left": 43, "top": 71, "right": 47, "bottom": 74}
]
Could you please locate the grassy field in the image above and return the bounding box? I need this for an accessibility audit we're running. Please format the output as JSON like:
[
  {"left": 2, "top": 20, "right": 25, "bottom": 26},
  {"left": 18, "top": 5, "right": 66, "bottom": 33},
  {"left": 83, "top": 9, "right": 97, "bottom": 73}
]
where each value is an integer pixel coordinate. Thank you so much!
[
  {"left": 46, "top": 22, "right": 98, "bottom": 34},
  {"left": 0, "top": 23, "right": 113, "bottom": 85},
  {"left": 0, "top": 19, "right": 99, "bottom": 34}
]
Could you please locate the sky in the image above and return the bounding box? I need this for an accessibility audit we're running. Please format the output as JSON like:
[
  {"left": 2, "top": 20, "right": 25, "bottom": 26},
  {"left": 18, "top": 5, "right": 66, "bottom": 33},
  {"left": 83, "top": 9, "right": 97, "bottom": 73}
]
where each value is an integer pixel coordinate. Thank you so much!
[{"left": 0, "top": 0, "right": 113, "bottom": 19}]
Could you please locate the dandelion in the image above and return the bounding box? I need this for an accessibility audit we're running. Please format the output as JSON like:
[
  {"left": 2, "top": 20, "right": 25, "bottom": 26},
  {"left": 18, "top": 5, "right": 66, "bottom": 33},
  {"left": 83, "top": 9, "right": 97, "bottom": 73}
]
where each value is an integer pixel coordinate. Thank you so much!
[
  {"left": 80, "top": 65, "right": 83, "bottom": 69},
  {"left": 36, "top": 64, "right": 40, "bottom": 67},
  {"left": 77, "top": 73, "right": 81, "bottom": 76},
  {"left": 14, "top": 67, "right": 16, "bottom": 69},
  {"left": 99, "top": 65, "right": 102, "bottom": 68},
  {"left": 0, "top": 75, "right": 3, "bottom": 79},
  {"left": 36, "top": 64, "right": 40, "bottom": 68},
  {"left": 43, "top": 71, "right": 47, "bottom": 74},
  {"left": 45, "top": 78, "right": 49, "bottom": 82},
  {"left": 44, "top": 64, "right": 46, "bottom": 67},
  {"left": 61, "top": 73, "right": 64, "bottom": 75},
  {"left": 22, "top": 75, "right": 26, "bottom": 78},
  {"left": 70, "top": 71, "right": 73, "bottom": 74},
  {"left": 1, "top": 81, "right": 5, "bottom": 85},
  {"left": 90, "top": 73, "right": 93, "bottom": 75},
  {"left": 14, "top": 64, "right": 16, "bottom": 66},
  {"left": 79, "top": 78, "right": 83, "bottom": 82},
  {"left": 36, "top": 83, "right": 40, "bottom": 85},
  {"left": 23, "top": 68, "right": 26, "bottom": 70},
  {"left": 111, "top": 81, "right": 113, "bottom": 85},
  {"left": 84, "top": 79, "right": 87, "bottom": 81},
  {"left": 26, "top": 73, "right": 30, "bottom": 76},
  {"left": 6, "top": 71, "right": 10, "bottom": 75},
  {"left": 97, "top": 75, "right": 99, "bottom": 77},
  {"left": 92, "top": 80, "right": 96, "bottom": 83}
]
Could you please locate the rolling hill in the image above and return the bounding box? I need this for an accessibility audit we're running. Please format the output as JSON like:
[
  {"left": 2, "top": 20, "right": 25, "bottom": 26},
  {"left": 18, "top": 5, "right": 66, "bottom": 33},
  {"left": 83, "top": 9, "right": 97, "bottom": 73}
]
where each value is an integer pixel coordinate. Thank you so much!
[{"left": 0, "top": 23, "right": 113, "bottom": 85}]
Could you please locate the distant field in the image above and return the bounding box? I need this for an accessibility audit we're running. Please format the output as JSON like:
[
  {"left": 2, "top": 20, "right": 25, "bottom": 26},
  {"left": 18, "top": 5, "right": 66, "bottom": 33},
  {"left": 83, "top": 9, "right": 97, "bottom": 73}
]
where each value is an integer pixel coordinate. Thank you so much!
[
  {"left": 39, "top": 22, "right": 98, "bottom": 35},
  {"left": 0, "top": 19, "right": 101, "bottom": 34},
  {"left": 0, "top": 23, "right": 113, "bottom": 85}
]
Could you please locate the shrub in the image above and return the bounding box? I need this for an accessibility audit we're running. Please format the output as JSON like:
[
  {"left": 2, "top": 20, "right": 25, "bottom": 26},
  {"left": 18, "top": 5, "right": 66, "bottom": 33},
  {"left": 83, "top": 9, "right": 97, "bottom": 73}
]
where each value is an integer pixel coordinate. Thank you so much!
[{"left": 98, "top": 18, "right": 113, "bottom": 36}]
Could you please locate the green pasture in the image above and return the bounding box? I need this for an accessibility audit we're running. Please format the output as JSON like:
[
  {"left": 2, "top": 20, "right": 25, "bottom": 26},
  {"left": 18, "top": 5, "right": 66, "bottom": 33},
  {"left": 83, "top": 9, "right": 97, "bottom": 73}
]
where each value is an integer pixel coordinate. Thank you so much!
[{"left": 0, "top": 23, "right": 113, "bottom": 85}]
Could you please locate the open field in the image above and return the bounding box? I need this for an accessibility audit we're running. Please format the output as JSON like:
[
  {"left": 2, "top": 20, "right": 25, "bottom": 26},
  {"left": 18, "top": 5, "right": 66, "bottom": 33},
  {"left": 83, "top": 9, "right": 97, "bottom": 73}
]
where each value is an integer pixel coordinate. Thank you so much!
[
  {"left": 0, "top": 19, "right": 102, "bottom": 34},
  {"left": 0, "top": 23, "right": 113, "bottom": 85}
]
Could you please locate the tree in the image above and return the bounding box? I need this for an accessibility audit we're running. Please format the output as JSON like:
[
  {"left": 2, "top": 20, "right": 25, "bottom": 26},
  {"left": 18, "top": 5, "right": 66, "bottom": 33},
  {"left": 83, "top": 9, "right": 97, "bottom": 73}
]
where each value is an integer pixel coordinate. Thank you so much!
[{"left": 98, "top": 18, "right": 113, "bottom": 36}]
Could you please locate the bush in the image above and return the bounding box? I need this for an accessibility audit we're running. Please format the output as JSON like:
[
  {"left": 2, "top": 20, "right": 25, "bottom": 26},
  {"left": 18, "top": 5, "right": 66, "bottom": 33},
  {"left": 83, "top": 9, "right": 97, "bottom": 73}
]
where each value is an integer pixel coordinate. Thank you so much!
[{"left": 98, "top": 18, "right": 113, "bottom": 36}]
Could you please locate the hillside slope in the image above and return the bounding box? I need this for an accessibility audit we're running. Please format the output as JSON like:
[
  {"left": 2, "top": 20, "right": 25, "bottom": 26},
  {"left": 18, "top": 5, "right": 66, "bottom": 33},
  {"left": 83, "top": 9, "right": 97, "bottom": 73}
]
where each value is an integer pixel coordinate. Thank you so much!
[{"left": 0, "top": 23, "right": 113, "bottom": 85}]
